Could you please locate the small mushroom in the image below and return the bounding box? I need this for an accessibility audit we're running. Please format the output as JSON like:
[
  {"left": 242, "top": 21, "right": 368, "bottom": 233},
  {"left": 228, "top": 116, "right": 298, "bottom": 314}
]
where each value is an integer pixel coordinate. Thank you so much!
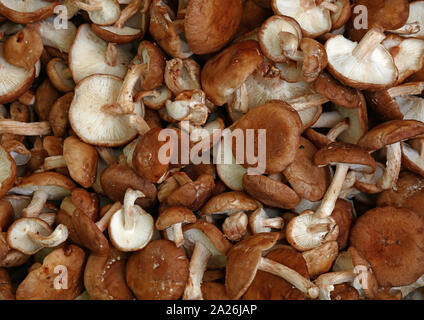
[
  {"left": 249, "top": 207, "right": 284, "bottom": 234},
  {"left": 165, "top": 90, "right": 209, "bottom": 126},
  {"left": 46, "top": 58, "right": 75, "bottom": 93},
  {"left": 222, "top": 211, "right": 249, "bottom": 242},
  {"left": 302, "top": 241, "right": 339, "bottom": 279}
]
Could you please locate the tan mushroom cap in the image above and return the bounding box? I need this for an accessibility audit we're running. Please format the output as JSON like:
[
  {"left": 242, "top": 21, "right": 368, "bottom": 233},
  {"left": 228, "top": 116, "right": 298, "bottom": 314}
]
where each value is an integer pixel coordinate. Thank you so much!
[
  {"left": 167, "top": 174, "right": 215, "bottom": 211},
  {"left": 137, "top": 40, "right": 166, "bottom": 91},
  {"left": 72, "top": 209, "right": 109, "bottom": 256},
  {"left": 0, "top": 268, "right": 14, "bottom": 300},
  {"left": 84, "top": 248, "right": 134, "bottom": 300},
  {"left": 46, "top": 58, "right": 75, "bottom": 93},
  {"left": 100, "top": 164, "right": 157, "bottom": 210},
  {"left": 49, "top": 92, "right": 73, "bottom": 138},
  {"left": 358, "top": 120, "right": 424, "bottom": 152},
  {"left": 16, "top": 245, "right": 85, "bottom": 300},
  {"left": 314, "top": 142, "right": 377, "bottom": 174},
  {"left": 0, "top": 144, "right": 16, "bottom": 199},
  {"left": 0, "top": 0, "right": 58, "bottom": 24},
  {"left": 225, "top": 232, "right": 279, "bottom": 299},
  {"left": 233, "top": 100, "right": 302, "bottom": 173},
  {"left": 126, "top": 239, "right": 189, "bottom": 300},
  {"left": 156, "top": 206, "right": 196, "bottom": 231},
  {"left": 201, "top": 40, "right": 263, "bottom": 106},
  {"left": 243, "top": 244, "right": 310, "bottom": 300},
  {"left": 200, "top": 191, "right": 259, "bottom": 216},
  {"left": 243, "top": 174, "right": 300, "bottom": 209},
  {"left": 283, "top": 137, "right": 330, "bottom": 202},
  {"left": 350, "top": 206, "right": 424, "bottom": 287}
]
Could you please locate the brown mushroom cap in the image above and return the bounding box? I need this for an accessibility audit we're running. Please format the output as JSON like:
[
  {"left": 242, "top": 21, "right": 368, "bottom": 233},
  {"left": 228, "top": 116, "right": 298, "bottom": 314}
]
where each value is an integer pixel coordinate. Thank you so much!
[
  {"left": 0, "top": 0, "right": 58, "bottom": 24},
  {"left": 0, "top": 268, "right": 14, "bottom": 300},
  {"left": 137, "top": 40, "right": 166, "bottom": 91},
  {"left": 243, "top": 244, "right": 310, "bottom": 300},
  {"left": 0, "top": 200, "right": 13, "bottom": 231},
  {"left": 100, "top": 164, "right": 157, "bottom": 209},
  {"left": 243, "top": 174, "right": 300, "bottom": 209},
  {"left": 201, "top": 40, "right": 263, "bottom": 106},
  {"left": 71, "top": 188, "right": 99, "bottom": 222},
  {"left": 201, "top": 282, "right": 230, "bottom": 300},
  {"left": 46, "top": 58, "right": 75, "bottom": 93},
  {"left": 126, "top": 239, "right": 189, "bottom": 300},
  {"left": 48, "top": 92, "right": 73, "bottom": 137},
  {"left": 331, "top": 199, "right": 354, "bottom": 249},
  {"left": 358, "top": 120, "right": 424, "bottom": 152},
  {"left": 314, "top": 142, "right": 377, "bottom": 174},
  {"left": 350, "top": 206, "right": 424, "bottom": 287},
  {"left": 84, "top": 248, "right": 134, "bottom": 300},
  {"left": 16, "top": 245, "right": 85, "bottom": 300},
  {"left": 233, "top": 100, "right": 302, "bottom": 173},
  {"left": 155, "top": 206, "right": 196, "bottom": 231},
  {"left": 283, "top": 137, "right": 331, "bottom": 202},
  {"left": 200, "top": 191, "right": 259, "bottom": 216},
  {"left": 330, "top": 283, "right": 360, "bottom": 300}
]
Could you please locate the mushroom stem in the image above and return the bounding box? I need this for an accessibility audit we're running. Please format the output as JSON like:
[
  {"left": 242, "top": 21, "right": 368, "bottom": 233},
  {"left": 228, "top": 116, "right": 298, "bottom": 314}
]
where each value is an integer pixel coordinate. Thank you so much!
[
  {"left": 278, "top": 31, "right": 300, "bottom": 57},
  {"left": 128, "top": 115, "right": 150, "bottom": 136},
  {"left": 326, "top": 118, "right": 350, "bottom": 142},
  {"left": 73, "top": 0, "right": 102, "bottom": 11},
  {"left": 307, "top": 223, "right": 331, "bottom": 233},
  {"left": 312, "top": 111, "right": 344, "bottom": 128},
  {"left": 95, "top": 202, "right": 122, "bottom": 231},
  {"left": 319, "top": 1, "right": 338, "bottom": 12},
  {"left": 315, "top": 270, "right": 357, "bottom": 300},
  {"left": 289, "top": 94, "right": 329, "bottom": 112},
  {"left": 183, "top": 241, "right": 211, "bottom": 300},
  {"left": 135, "top": 89, "right": 160, "bottom": 101},
  {"left": 314, "top": 163, "right": 349, "bottom": 219},
  {"left": 22, "top": 190, "right": 49, "bottom": 218},
  {"left": 230, "top": 83, "right": 249, "bottom": 114},
  {"left": 115, "top": 0, "right": 142, "bottom": 28},
  {"left": 287, "top": 50, "right": 305, "bottom": 63},
  {"left": 39, "top": 213, "right": 56, "bottom": 227},
  {"left": 378, "top": 142, "right": 402, "bottom": 190},
  {"left": 105, "top": 43, "right": 118, "bottom": 67},
  {"left": 42, "top": 155, "right": 67, "bottom": 171},
  {"left": 27, "top": 224, "right": 69, "bottom": 247},
  {"left": 0, "top": 120, "right": 51, "bottom": 136},
  {"left": 389, "top": 22, "right": 421, "bottom": 35},
  {"left": 96, "top": 147, "right": 116, "bottom": 166},
  {"left": 173, "top": 173, "right": 193, "bottom": 186},
  {"left": 262, "top": 217, "right": 284, "bottom": 229},
  {"left": 391, "top": 274, "right": 424, "bottom": 298},
  {"left": 387, "top": 82, "right": 424, "bottom": 98},
  {"left": 172, "top": 222, "right": 184, "bottom": 247},
  {"left": 258, "top": 257, "right": 319, "bottom": 299},
  {"left": 352, "top": 29, "right": 386, "bottom": 61},
  {"left": 123, "top": 189, "right": 145, "bottom": 231}
]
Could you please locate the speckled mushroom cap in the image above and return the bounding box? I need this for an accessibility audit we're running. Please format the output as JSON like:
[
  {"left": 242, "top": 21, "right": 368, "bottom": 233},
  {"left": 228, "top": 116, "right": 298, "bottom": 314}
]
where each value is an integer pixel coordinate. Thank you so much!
[
  {"left": 201, "top": 40, "right": 263, "bottom": 106},
  {"left": 184, "top": 0, "right": 243, "bottom": 55},
  {"left": 283, "top": 137, "right": 331, "bottom": 202},
  {"left": 350, "top": 206, "right": 424, "bottom": 287},
  {"left": 314, "top": 142, "right": 377, "bottom": 174},
  {"left": 126, "top": 239, "right": 189, "bottom": 300},
  {"left": 358, "top": 120, "right": 424, "bottom": 152},
  {"left": 155, "top": 206, "right": 196, "bottom": 231},
  {"left": 200, "top": 191, "right": 259, "bottom": 216},
  {"left": 243, "top": 244, "right": 310, "bottom": 300},
  {"left": 243, "top": 174, "right": 300, "bottom": 209},
  {"left": 225, "top": 232, "right": 279, "bottom": 299},
  {"left": 84, "top": 248, "right": 134, "bottom": 300},
  {"left": 233, "top": 100, "right": 303, "bottom": 174}
]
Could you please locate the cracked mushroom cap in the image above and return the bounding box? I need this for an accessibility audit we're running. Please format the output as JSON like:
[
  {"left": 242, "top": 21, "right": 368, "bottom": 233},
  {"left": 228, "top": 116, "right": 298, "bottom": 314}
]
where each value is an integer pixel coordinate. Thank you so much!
[
  {"left": 201, "top": 40, "right": 263, "bottom": 106},
  {"left": 325, "top": 30, "right": 398, "bottom": 90},
  {"left": 0, "top": 42, "right": 35, "bottom": 104},
  {"left": 243, "top": 244, "right": 310, "bottom": 300},
  {"left": 10, "top": 172, "right": 75, "bottom": 200},
  {"left": 156, "top": 206, "right": 196, "bottom": 231},
  {"left": 16, "top": 245, "right": 85, "bottom": 300},
  {"left": 358, "top": 120, "right": 424, "bottom": 152},
  {"left": 200, "top": 191, "right": 259, "bottom": 217},
  {"left": 184, "top": 0, "right": 243, "bottom": 55},
  {"left": 126, "top": 239, "right": 189, "bottom": 300},
  {"left": 0, "top": 0, "right": 57, "bottom": 24},
  {"left": 314, "top": 142, "right": 377, "bottom": 174},
  {"left": 233, "top": 100, "right": 303, "bottom": 173},
  {"left": 225, "top": 232, "right": 279, "bottom": 299},
  {"left": 0, "top": 145, "right": 16, "bottom": 199},
  {"left": 69, "top": 24, "right": 132, "bottom": 83},
  {"left": 243, "top": 174, "right": 300, "bottom": 209},
  {"left": 84, "top": 248, "right": 134, "bottom": 300},
  {"left": 283, "top": 137, "right": 331, "bottom": 202},
  {"left": 69, "top": 74, "right": 144, "bottom": 147},
  {"left": 350, "top": 206, "right": 424, "bottom": 287}
]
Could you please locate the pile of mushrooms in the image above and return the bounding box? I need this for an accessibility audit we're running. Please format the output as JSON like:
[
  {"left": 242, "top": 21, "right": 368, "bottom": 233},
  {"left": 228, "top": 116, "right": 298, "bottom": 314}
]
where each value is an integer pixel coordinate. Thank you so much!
[{"left": 1, "top": 0, "right": 424, "bottom": 301}]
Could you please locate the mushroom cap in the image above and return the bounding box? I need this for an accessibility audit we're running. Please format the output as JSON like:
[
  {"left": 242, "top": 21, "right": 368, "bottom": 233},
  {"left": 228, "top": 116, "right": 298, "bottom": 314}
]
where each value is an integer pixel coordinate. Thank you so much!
[
  {"left": 46, "top": 58, "right": 75, "bottom": 93},
  {"left": 184, "top": 0, "right": 243, "bottom": 55},
  {"left": 0, "top": 144, "right": 16, "bottom": 199},
  {"left": 357, "top": 120, "right": 424, "bottom": 151},
  {"left": 84, "top": 248, "right": 134, "bottom": 300},
  {"left": 72, "top": 209, "right": 109, "bottom": 256},
  {"left": 155, "top": 206, "right": 196, "bottom": 230},
  {"left": 91, "top": 23, "right": 144, "bottom": 44},
  {"left": 225, "top": 232, "right": 279, "bottom": 299},
  {"left": 201, "top": 40, "right": 263, "bottom": 106},
  {"left": 137, "top": 40, "right": 166, "bottom": 91},
  {"left": 350, "top": 206, "right": 424, "bottom": 287},
  {"left": 69, "top": 24, "right": 132, "bottom": 83},
  {"left": 331, "top": 199, "right": 354, "bottom": 249},
  {"left": 37, "top": 16, "right": 77, "bottom": 54},
  {"left": 233, "top": 100, "right": 302, "bottom": 173},
  {"left": 331, "top": 283, "right": 360, "bottom": 300},
  {"left": 63, "top": 136, "right": 98, "bottom": 188},
  {"left": 0, "top": 0, "right": 57, "bottom": 24},
  {"left": 243, "top": 244, "right": 310, "bottom": 300},
  {"left": 0, "top": 268, "right": 14, "bottom": 300},
  {"left": 49, "top": 92, "right": 73, "bottom": 137},
  {"left": 100, "top": 164, "right": 157, "bottom": 209},
  {"left": 314, "top": 142, "right": 377, "bottom": 174},
  {"left": 0, "top": 200, "right": 13, "bottom": 231},
  {"left": 283, "top": 137, "right": 331, "bottom": 202},
  {"left": 200, "top": 191, "right": 259, "bottom": 216},
  {"left": 201, "top": 282, "right": 230, "bottom": 300},
  {"left": 167, "top": 174, "right": 215, "bottom": 211},
  {"left": 10, "top": 172, "right": 75, "bottom": 200},
  {"left": 331, "top": 0, "right": 351, "bottom": 30},
  {"left": 302, "top": 241, "right": 339, "bottom": 279},
  {"left": 71, "top": 188, "right": 99, "bottom": 221},
  {"left": 126, "top": 239, "right": 189, "bottom": 300},
  {"left": 333, "top": 102, "right": 368, "bottom": 145},
  {"left": 325, "top": 33, "right": 398, "bottom": 90},
  {"left": 86, "top": 0, "right": 120, "bottom": 26},
  {"left": 69, "top": 74, "right": 144, "bottom": 147},
  {"left": 16, "top": 245, "right": 85, "bottom": 300},
  {"left": 0, "top": 43, "right": 35, "bottom": 104},
  {"left": 395, "top": 1, "right": 424, "bottom": 40}
]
